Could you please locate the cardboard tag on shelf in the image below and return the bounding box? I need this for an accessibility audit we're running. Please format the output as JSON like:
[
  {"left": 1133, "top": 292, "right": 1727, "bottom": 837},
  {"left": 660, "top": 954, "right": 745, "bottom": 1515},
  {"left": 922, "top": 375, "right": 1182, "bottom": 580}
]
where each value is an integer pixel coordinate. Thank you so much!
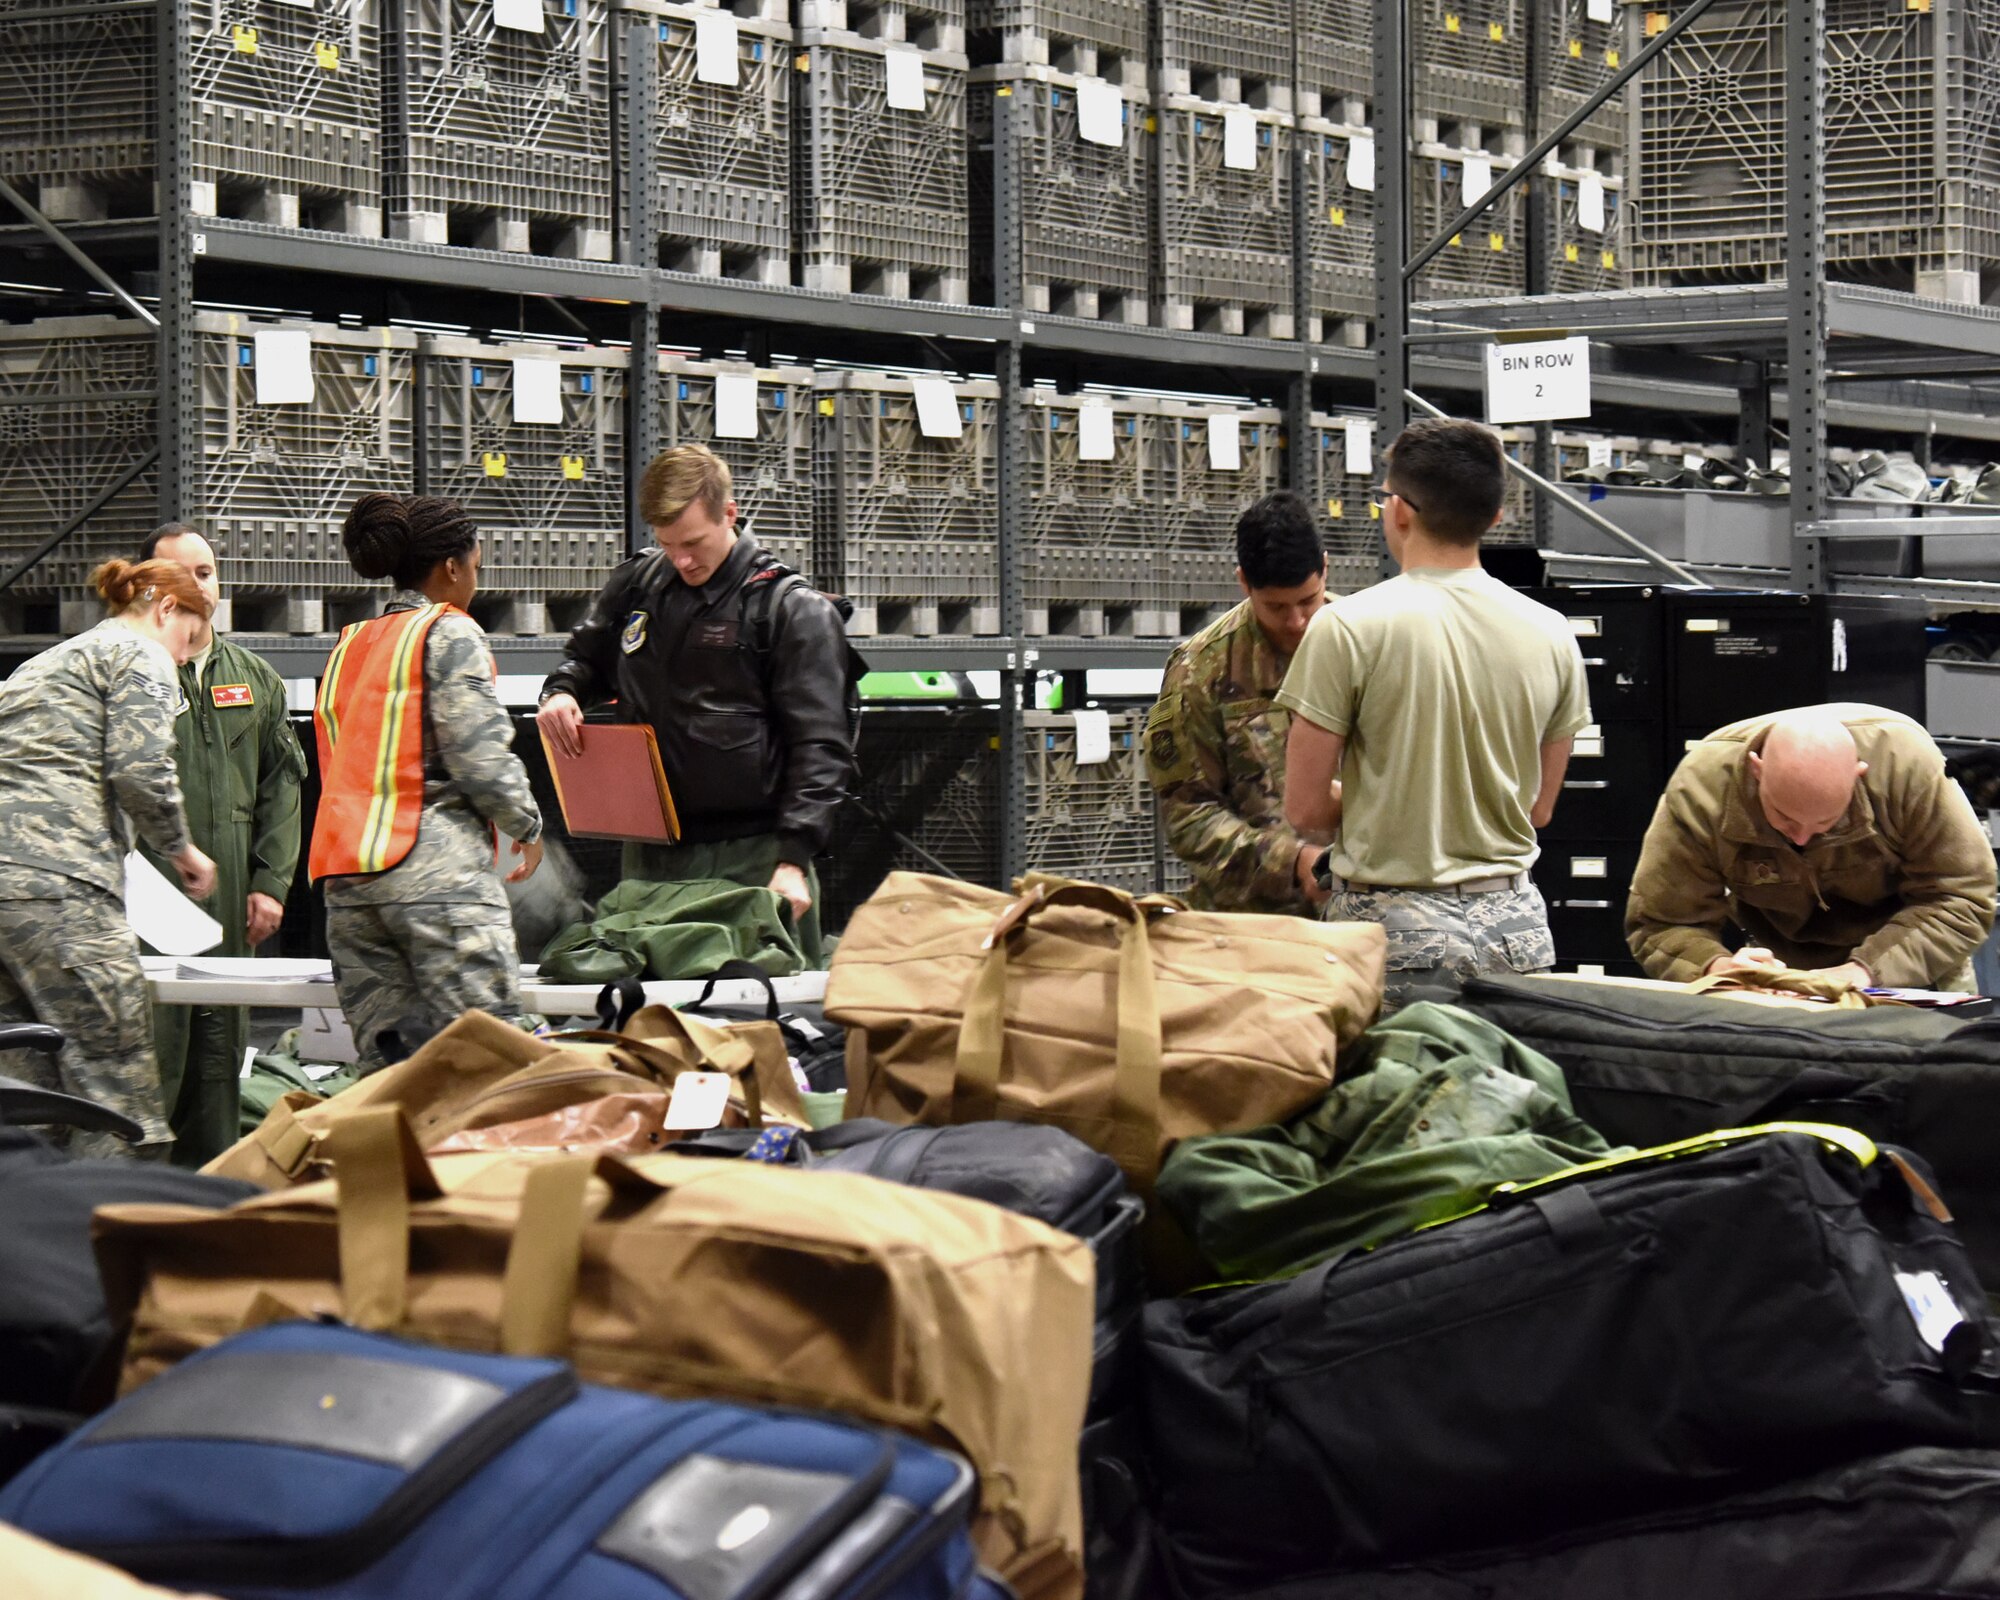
[
  {"left": 1223, "top": 106, "right": 1257, "bottom": 170},
  {"left": 1078, "top": 400, "right": 1116, "bottom": 461},
  {"left": 694, "top": 7, "right": 740, "bottom": 85},
  {"left": 715, "top": 371, "right": 759, "bottom": 438},
  {"left": 885, "top": 47, "right": 926, "bottom": 111},
  {"left": 1577, "top": 171, "right": 1606, "bottom": 233},
  {"left": 1346, "top": 133, "right": 1375, "bottom": 191},
  {"left": 494, "top": 0, "right": 544, "bottom": 32},
  {"left": 1076, "top": 75, "right": 1124, "bottom": 146},
  {"left": 252, "top": 330, "right": 315, "bottom": 405},
  {"left": 912, "top": 376, "right": 962, "bottom": 438},
  {"left": 512, "top": 358, "right": 564, "bottom": 425},
  {"left": 1344, "top": 417, "right": 1373, "bottom": 476},
  {"left": 1207, "top": 413, "right": 1241, "bottom": 470}
]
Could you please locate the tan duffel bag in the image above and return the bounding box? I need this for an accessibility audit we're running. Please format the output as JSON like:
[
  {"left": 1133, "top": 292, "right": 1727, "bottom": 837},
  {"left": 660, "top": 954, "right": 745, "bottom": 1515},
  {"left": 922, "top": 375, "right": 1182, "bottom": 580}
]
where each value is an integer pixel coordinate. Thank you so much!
[
  {"left": 98, "top": 1108, "right": 1096, "bottom": 1600},
  {"left": 0, "top": 1524, "right": 224, "bottom": 1600},
  {"left": 204, "top": 1006, "right": 806, "bottom": 1190},
  {"left": 828, "top": 873, "right": 1386, "bottom": 1190}
]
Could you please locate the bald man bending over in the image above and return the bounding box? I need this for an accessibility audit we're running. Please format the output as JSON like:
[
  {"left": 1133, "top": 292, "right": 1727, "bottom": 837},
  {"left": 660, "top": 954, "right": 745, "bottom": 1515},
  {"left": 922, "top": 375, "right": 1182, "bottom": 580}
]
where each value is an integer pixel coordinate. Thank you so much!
[{"left": 1628, "top": 703, "right": 1996, "bottom": 991}]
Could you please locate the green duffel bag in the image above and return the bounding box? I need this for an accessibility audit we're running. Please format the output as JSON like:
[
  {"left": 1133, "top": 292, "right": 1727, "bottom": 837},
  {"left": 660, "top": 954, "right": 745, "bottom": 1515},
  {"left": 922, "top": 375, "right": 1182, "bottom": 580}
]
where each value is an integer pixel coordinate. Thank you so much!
[
  {"left": 538, "top": 877, "right": 807, "bottom": 985},
  {"left": 238, "top": 1032, "right": 363, "bottom": 1136}
]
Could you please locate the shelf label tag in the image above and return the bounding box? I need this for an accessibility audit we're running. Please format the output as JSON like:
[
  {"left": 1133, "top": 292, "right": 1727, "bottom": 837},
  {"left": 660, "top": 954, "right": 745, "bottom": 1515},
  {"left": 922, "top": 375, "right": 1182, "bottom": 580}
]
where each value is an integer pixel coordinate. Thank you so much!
[
  {"left": 885, "top": 47, "right": 927, "bottom": 111},
  {"left": 1343, "top": 417, "right": 1373, "bottom": 476},
  {"left": 1578, "top": 170, "right": 1607, "bottom": 233},
  {"left": 1483, "top": 335, "right": 1592, "bottom": 425},
  {"left": 512, "top": 358, "right": 564, "bottom": 425},
  {"left": 1588, "top": 0, "right": 1614, "bottom": 20},
  {"left": 1207, "top": 413, "right": 1241, "bottom": 470},
  {"left": 1587, "top": 438, "right": 1614, "bottom": 471},
  {"left": 252, "top": 330, "right": 315, "bottom": 405},
  {"left": 1073, "top": 709, "right": 1113, "bottom": 766},
  {"left": 1346, "top": 132, "right": 1375, "bottom": 191},
  {"left": 695, "top": 7, "right": 740, "bottom": 85},
  {"left": 715, "top": 371, "right": 759, "bottom": 438},
  {"left": 1222, "top": 106, "right": 1257, "bottom": 170},
  {"left": 911, "top": 376, "right": 962, "bottom": 439},
  {"left": 1461, "top": 154, "right": 1492, "bottom": 204},
  {"left": 1076, "top": 75, "right": 1124, "bottom": 146},
  {"left": 1078, "top": 400, "right": 1116, "bottom": 461},
  {"left": 494, "top": 0, "right": 545, "bottom": 33}
]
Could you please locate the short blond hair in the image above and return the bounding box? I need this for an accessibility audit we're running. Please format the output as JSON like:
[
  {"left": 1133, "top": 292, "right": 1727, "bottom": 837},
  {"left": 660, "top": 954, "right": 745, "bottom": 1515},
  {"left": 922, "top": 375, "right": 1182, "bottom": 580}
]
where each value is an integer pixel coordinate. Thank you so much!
[{"left": 640, "top": 444, "right": 733, "bottom": 527}]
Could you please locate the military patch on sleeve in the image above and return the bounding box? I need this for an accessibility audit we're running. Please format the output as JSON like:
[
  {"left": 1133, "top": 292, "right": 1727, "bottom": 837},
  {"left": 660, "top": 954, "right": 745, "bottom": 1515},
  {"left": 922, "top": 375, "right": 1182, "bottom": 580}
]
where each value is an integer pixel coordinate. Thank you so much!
[
  {"left": 621, "top": 610, "right": 649, "bottom": 654},
  {"left": 1144, "top": 691, "right": 1195, "bottom": 782}
]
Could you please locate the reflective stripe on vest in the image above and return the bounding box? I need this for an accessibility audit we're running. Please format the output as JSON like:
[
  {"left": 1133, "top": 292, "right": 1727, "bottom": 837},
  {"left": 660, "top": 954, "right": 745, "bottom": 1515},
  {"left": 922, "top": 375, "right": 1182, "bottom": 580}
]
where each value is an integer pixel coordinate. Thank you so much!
[{"left": 308, "top": 604, "right": 448, "bottom": 882}]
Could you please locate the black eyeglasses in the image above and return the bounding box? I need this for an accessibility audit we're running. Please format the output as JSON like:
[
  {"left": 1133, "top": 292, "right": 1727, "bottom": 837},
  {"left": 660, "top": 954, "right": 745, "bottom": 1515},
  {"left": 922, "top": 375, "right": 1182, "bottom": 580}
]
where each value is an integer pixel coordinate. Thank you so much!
[{"left": 1370, "top": 485, "right": 1422, "bottom": 515}]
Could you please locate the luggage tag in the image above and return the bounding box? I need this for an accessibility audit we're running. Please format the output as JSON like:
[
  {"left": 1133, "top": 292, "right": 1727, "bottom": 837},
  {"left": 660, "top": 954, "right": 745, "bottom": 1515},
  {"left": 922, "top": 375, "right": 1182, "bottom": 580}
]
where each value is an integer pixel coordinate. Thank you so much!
[{"left": 664, "top": 1070, "right": 734, "bottom": 1130}]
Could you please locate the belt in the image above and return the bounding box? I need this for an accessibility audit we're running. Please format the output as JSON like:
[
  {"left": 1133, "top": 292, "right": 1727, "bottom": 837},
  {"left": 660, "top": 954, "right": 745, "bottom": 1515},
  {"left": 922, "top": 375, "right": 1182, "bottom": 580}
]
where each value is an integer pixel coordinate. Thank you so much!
[{"left": 1331, "top": 871, "right": 1531, "bottom": 897}]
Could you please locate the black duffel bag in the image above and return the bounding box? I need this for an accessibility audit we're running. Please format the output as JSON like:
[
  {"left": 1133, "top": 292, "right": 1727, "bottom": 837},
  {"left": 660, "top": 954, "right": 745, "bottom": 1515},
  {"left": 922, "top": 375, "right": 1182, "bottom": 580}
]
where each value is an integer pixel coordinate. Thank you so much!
[
  {"left": 1143, "top": 1125, "right": 2000, "bottom": 1597},
  {"left": 1239, "top": 1447, "right": 2000, "bottom": 1599},
  {"left": 0, "top": 1125, "right": 256, "bottom": 1483},
  {"left": 1456, "top": 972, "right": 2000, "bottom": 1285}
]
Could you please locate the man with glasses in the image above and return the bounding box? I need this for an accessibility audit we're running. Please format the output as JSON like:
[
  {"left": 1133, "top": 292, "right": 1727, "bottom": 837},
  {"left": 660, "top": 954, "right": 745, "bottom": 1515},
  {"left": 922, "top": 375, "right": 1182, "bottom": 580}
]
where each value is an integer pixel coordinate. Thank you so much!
[{"left": 1276, "top": 418, "right": 1591, "bottom": 1008}]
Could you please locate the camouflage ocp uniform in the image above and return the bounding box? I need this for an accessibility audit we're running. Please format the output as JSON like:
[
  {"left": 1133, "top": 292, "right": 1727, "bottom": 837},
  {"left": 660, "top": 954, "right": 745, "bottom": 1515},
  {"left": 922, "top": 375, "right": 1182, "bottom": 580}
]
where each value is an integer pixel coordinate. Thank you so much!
[
  {"left": 320, "top": 591, "right": 543, "bottom": 1073},
  {"left": 0, "top": 621, "right": 193, "bottom": 1155},
  {"left": 1142, "top": 599, "right": 1314, "bottom": 914}
]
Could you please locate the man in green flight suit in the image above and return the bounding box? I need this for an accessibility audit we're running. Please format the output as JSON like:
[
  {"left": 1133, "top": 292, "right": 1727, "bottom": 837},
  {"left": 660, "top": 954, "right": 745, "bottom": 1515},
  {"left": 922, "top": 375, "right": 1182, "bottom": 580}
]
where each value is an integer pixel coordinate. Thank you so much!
[{"left": 137, "top": 524, "right": 307, "bottom": 1165}]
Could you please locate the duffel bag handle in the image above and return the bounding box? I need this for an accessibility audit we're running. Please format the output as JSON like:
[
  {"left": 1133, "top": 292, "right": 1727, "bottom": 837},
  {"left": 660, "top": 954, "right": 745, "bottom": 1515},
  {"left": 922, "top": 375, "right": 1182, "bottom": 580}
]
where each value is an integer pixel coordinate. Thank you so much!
[
  {"left": 327, "top": 1106, "right": 671, "bottom": 1355},
  {"left": 688, "top": 959, "right": 782, "bottom": 1021},
  {"left": 955, "top": 880, "right": 1164, "bottom": 1188},
  {"left": 1683, "top": 968, "right": 1871, "bottom": 1008},
  {"left": 556, "top": 1008, "right": 769, "bottom": 1127}
]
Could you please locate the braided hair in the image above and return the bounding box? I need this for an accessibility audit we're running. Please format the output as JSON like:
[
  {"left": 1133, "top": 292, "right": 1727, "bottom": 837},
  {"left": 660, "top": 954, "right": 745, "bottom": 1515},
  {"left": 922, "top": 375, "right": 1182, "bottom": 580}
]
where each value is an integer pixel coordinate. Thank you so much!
[{"left": 341, "top": 493, "right": 478, "bottom": 591}]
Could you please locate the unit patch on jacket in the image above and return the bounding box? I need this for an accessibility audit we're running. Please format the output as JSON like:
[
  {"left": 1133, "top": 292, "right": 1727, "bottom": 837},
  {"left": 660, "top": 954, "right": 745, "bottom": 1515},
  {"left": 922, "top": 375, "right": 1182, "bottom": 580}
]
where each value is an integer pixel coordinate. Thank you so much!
[
  {"left": 621, "top": 611, "right": 649, "bottom": 654},
  {"left": 211, "top": 683, "right": 254, "bottom": 708}
]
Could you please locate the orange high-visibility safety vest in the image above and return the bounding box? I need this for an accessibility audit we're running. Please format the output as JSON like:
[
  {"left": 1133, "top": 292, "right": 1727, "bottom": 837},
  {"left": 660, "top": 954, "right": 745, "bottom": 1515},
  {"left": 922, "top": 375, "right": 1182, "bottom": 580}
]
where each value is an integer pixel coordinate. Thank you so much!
[{"left": 307, "top": 603, "right": 451, "bottom": 882}]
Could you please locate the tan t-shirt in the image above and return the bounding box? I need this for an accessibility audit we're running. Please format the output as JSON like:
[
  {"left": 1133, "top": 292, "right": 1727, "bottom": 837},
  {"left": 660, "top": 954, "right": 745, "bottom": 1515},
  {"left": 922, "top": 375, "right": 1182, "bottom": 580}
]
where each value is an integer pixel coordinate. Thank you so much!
[{"left": 1275, "top": 567, "right": 1592, "bottom": 886}]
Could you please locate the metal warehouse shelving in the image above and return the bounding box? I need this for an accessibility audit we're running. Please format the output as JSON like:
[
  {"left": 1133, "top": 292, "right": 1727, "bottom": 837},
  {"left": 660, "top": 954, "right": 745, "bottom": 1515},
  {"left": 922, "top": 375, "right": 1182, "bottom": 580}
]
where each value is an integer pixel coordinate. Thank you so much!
[{"left": 9, "top": 0, "right": 2000, "bottom": 880}]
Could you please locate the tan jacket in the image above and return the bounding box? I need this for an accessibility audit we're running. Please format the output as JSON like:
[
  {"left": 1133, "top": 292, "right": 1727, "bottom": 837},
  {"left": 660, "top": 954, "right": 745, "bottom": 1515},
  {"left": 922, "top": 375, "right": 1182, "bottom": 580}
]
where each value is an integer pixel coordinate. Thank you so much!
[{"left": 1627, "top": 704, "right": 1997, "bottom": 987}]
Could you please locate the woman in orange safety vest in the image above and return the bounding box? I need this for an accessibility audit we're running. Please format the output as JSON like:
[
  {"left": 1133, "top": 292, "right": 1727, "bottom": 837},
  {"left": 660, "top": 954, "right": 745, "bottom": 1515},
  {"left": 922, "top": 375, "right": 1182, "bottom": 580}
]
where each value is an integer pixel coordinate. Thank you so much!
[{"left": 309, "top": 493, "right": 544, "bottom": 1073}]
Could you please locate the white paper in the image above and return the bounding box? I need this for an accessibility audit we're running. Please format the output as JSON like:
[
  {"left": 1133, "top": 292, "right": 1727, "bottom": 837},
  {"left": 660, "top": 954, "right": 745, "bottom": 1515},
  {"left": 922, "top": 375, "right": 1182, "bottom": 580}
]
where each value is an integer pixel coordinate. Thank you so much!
[
  {"left": 492, "top": 0, "right": 544, "bottom": 33},
  {"left": 1343, "top": 417, "right": 1373, "bottom": 476},
  {"left": 1587, "top": 0, "right": 1614, "bottom": 20},
  {"left": 911, "top": 376, "right": 962, "bottom": 439},
  {"left": 694, "top": 7, "right": 740, "bottom": 85},
  {"left": 1076, "top": 75, "right": 1124, "bottom": 147},
  {"left": 1346, "top": 133, "right": 1376, "bottom": 192},
  {"left": 885, "top": 47, "right": 926, "bottom": 111},
  {"left": 1207, "top": 413, "right": 1241, "bottom": 471},
  {"left": 125, "top": 852, "right": 224, "bottom": 956},
  {"left": 1895, "top": 1269, "right": 1967, "bottom": 1355},
  {"left": 1577, "top": 171, "right": 1606, "bottom": 234},
  {"left": 665, "top": 1070, "right": 735, "bottom": 1130},
  {"left": 1482, "top": 335, "right": 1593, "bottom": 424},
  {"left": 300, "top": 1006, "right": 359, "bottom": 1064},
  {"left": 512, "top": 358, "right": 564, "bottom": 425},
  {"left": 252, "top": 330, "right": 315, "bottom": 405},
  {"left": 1587, "top": 437, "right": 1614, "bottom": 471},
  {"left": 1222, "top": 106, "right": 1257, "bottom": 171},
  {"left": 714, "top": 371, "right": 759, "bottom": 439},
  {"left": 1077, "top": 400, "right": 1116, "bottom": 461},
  {"left": 1073, "top": 709, "right": 1113, "bottom": 767},
  {"left": 172, "top": 957, "right": 334, "bottom": 980},
  {"left": 1462, "top": 155, "right": 1493, "bottom": 205},
  {"left": 1682, "top": 451, "right": 1706, "bottom": 470}
]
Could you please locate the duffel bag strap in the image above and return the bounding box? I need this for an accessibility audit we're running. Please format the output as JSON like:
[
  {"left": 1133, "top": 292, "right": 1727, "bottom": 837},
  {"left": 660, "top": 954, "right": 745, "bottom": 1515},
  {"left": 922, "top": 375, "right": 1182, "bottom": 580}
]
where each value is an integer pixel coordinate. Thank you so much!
[
  {"left": 1684, "top": 968, "right": 1871, "bottom": 1008},
  {"left": 498, "top": 1152, "right": 675, "bottom": 1357},
  {"left": 326, "top": 1107, "right": 446, "bottom": 1332},
  {"left": 956, "top": 880, "right": 1164, "bottom": 1187}
]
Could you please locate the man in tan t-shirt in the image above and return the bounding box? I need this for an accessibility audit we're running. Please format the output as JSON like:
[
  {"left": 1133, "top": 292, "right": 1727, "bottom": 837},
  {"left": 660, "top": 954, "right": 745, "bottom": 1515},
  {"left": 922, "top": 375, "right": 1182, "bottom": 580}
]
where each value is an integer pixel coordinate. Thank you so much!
[{"left": 1277, "top": 417, "right": 1592, "bottom": 1009}]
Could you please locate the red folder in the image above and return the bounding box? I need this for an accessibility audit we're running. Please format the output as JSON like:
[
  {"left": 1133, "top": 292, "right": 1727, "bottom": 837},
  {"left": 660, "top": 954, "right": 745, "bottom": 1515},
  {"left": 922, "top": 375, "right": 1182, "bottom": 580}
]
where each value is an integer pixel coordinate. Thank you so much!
[{"left": 540, "top": 723, "right": 681, "bottom": 844}]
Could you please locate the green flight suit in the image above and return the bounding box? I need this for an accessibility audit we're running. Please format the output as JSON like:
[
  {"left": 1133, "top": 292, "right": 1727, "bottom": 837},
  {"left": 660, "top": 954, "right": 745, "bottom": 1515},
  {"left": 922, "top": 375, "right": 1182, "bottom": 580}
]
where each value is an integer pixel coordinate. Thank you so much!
[{"left": 139, "top": 636, "right": 307, "bottom": 1167}]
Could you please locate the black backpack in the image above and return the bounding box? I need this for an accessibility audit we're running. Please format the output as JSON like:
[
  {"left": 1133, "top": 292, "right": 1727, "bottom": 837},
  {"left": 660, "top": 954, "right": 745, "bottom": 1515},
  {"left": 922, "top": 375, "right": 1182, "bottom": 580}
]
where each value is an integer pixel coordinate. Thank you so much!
[{"left": 739, "top": 559, "right": 868, "bottom": 748}]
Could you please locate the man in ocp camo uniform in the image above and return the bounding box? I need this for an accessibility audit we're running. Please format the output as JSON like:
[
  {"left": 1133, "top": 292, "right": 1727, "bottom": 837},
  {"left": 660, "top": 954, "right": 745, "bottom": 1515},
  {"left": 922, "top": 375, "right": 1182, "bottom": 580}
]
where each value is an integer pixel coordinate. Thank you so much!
[{"left": 1144, "top": 492, "right": 1333, "bottom": 913}]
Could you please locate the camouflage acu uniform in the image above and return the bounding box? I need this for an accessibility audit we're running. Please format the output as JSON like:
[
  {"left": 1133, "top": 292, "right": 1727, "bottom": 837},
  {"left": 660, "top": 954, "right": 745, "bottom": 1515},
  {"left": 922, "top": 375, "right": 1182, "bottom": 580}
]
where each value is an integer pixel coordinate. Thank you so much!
[
  {"left": 1325, "top": 882, "right": 1557, "bottom": 1012},
  {"left": 1143, "top": 599, "right": 1313, "bottom": 914},
  {"left": 321, "top": 592, "right": 543, "bottom": 1074},
  {"left": 0, "top": 622, "right": 193, "bottom": 1156}
]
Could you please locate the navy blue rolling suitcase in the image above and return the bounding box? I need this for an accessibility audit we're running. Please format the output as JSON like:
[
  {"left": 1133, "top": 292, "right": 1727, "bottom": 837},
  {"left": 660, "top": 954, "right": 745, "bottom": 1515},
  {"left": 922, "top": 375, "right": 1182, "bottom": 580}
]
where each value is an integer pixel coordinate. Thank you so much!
[{"left": 0, "top": 1320, "right": 1010, "bottom": 1600}]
